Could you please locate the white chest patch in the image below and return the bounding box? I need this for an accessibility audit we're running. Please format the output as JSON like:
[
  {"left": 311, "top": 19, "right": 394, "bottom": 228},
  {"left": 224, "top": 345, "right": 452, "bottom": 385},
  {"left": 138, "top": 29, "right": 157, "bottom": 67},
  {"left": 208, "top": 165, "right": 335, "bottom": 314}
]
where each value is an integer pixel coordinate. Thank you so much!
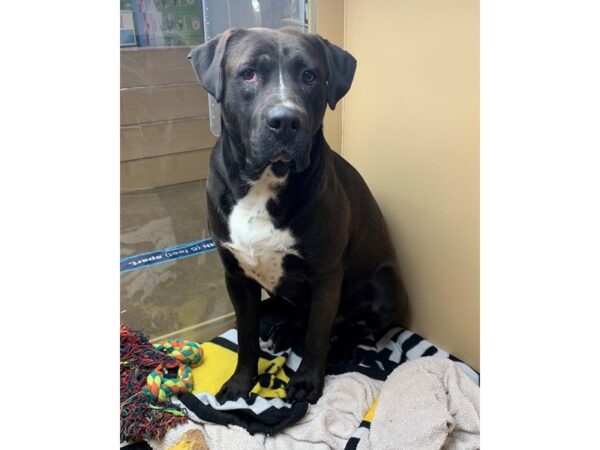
[{"left": 223, "top": 166, "right": 299, "bottom": 292}]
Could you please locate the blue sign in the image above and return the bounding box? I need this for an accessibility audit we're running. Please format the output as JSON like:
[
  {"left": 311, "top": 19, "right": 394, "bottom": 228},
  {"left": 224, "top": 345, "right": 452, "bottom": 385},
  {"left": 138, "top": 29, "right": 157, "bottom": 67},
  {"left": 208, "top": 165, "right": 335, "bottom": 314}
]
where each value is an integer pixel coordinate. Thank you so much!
[{"left": 120, "top": 238, "right": 217, "bottom": 273}]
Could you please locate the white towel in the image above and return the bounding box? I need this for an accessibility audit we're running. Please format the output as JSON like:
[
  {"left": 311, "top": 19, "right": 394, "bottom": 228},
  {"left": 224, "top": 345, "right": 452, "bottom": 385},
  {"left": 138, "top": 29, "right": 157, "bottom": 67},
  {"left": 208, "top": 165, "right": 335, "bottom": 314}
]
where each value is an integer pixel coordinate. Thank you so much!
[
  {"left": 150, "top": 358, "right": 479, "bottom": 450},
  {"left": 151, "top": 372, "right": 381, "bottom": 450},
  {"left": 265, "top": 372, "right": 382, "bottom": 450},
  {"left": 357, "top": 357, "right": 480, "bottom": 450}
]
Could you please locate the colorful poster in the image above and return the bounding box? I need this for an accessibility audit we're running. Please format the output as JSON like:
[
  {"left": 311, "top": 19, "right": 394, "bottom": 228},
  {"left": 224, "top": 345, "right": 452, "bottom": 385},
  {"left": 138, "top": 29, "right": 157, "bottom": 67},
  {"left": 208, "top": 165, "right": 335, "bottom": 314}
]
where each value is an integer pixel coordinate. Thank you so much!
[
  {"left": 120, "top": 10, "right": 137, "bottom": 47},
  {"left": 122, "top": 0, "right": 205, "bottom": 48}
]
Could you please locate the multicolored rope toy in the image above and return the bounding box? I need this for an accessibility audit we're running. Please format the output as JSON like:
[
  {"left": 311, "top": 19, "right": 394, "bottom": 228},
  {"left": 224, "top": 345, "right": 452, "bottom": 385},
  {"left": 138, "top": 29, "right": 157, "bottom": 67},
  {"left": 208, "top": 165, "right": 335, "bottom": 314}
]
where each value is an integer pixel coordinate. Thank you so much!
[
  {"left": 143, "top": 339, "right": 203, "bottom": 403},
  {"left": 120, "top": 325, "right": 191, "bottom": 441}
]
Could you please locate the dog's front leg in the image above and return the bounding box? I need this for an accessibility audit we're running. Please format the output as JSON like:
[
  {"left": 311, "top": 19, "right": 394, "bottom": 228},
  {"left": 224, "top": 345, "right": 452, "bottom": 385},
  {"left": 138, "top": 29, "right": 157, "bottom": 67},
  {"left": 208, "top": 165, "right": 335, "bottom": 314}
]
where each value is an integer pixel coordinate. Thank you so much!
[
  {"left": 286, "top": 274, "right": 342, "bottom": 404},
  {"left": 216, "top": 273, "right": 261, "bottom": 403}
]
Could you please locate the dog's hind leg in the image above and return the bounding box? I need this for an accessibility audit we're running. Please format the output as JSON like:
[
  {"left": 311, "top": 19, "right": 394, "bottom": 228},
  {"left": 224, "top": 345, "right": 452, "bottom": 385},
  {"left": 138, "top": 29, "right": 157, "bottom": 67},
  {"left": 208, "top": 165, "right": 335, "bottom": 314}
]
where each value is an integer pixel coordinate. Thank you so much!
[
  {"left": 329, "top": 264, "right": 407, "bottom": 364},
  {"left": 266, "top": 304, "right": 309, "bottom": 353},
  {"left": 260, "top": 295, "right": 310, "bottom": 352}
]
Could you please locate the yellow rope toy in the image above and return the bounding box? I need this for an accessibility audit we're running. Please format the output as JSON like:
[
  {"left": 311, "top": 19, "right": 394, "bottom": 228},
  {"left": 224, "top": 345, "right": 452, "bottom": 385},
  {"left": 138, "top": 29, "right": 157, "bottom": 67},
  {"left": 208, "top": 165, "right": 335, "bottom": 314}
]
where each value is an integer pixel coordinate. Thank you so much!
[{"left": 143, "top": 339, "right": 203, "bottom": 403}]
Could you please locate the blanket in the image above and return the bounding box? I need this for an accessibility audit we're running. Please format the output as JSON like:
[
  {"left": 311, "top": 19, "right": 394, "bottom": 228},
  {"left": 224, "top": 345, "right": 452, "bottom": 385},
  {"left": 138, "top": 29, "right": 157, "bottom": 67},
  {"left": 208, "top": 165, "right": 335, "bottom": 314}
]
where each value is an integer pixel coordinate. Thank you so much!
[
  {"left": 172, "top": 320, "right": 479, "bottom": 436},
  {"left": 352, "top": 358, "right": 480, "bottom": 450},
  {"left": 125, "top": 297, "right": 479, "bottom": 448},
  {"left": 150, "top": 358, "right": 479, "bottom": 450}
]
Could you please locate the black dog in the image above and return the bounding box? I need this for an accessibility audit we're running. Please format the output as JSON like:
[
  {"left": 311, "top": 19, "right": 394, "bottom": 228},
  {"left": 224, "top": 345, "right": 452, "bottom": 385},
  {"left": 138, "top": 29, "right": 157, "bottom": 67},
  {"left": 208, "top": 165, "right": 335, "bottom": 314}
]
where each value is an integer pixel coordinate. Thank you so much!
[{"left": 189, "top": 28, "right": 407, "bottom": 404}]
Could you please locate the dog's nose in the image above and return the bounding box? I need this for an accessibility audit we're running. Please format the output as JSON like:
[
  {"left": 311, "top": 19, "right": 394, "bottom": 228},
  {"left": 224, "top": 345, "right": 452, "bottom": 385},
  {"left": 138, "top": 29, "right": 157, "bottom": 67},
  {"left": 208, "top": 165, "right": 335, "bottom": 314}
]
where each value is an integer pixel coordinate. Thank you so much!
[{"left": 266, "top": 106, "right": 301, "bottom": 141}]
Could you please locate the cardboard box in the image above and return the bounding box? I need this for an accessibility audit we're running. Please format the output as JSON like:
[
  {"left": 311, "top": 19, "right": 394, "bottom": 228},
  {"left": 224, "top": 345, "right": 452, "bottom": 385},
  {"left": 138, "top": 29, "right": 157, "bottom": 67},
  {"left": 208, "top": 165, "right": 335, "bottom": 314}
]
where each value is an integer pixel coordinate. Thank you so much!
[
  {"left": 121, "top": 83, "right": 209, "bottom": 125},
  {"left": 121, "top": 47, "right": 196, "bottom": 88},
  {"left": 120, "top": 43, "right": 213, "bottom": 190},
  {"left": 120, "top": 148, "right": 212, "bottom": 191},
  {"left": 121, "top": 116, "right": 216, "bottom": 162}
]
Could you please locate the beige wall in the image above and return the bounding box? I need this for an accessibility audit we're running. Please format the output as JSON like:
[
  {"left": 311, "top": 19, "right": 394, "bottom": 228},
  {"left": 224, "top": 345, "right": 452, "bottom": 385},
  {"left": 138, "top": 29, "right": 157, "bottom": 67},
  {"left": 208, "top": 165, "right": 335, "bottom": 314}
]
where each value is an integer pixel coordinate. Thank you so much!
[
  {"left": 314, "top": 0, "right": 345, "bottom": 153},
  {"left": 343, "top": 0, "right": 480, "bottom": 370}
]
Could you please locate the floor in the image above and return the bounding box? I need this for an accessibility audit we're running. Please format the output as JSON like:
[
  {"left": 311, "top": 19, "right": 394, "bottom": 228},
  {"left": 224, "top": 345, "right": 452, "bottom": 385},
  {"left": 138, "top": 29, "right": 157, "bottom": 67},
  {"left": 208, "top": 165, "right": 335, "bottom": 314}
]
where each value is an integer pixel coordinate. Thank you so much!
[{"left": 120, "top": 180, "right": 231, "bottom": 340}]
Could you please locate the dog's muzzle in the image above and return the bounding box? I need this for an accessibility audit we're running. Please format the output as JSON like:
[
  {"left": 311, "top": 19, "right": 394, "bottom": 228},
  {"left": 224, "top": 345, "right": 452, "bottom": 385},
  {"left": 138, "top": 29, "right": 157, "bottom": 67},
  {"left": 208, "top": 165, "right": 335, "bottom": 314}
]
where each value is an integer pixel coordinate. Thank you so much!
[{"left": 259, "top": 105, "right": 311, "bottom": 173}]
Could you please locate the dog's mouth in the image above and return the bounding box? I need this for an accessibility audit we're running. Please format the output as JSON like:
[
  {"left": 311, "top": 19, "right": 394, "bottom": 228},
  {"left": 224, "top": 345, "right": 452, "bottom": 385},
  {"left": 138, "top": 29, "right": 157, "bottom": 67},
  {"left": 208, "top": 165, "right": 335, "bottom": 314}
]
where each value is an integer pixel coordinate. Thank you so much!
[
  {"left": 270, "top": 160, "right": 292, "bottom": 177},
  {"left": 248, "top": 135, "right": 312, "bottom": 176},
  {"left": 269, "top": 154, "right": 293, "bottom": 163},
  {"left": 269, "top": 154, "right": 295, "bottom": 177},
  {"left": 272, "top": 149, "right": 312, "bottom": 175}
]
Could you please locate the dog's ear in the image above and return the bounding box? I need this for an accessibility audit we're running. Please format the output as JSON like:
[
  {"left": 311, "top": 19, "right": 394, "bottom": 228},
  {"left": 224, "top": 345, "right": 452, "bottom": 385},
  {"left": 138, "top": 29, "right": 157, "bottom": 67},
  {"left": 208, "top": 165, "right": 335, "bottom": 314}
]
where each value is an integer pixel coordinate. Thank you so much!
[
  {"left": 188, "top": 29, "right": 238, "bottom": 103},
  {"left": 312, "top": 35, "right": 357, "bottom": 110}
]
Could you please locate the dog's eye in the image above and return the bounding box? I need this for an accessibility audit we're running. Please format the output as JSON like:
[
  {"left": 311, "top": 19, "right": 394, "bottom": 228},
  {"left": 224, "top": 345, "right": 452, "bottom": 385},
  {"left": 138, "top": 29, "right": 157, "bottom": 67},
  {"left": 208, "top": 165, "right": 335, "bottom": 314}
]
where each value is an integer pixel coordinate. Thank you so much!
[
  {"left": 302, "top": 70, "right": 316, "bottom": 84},
  {"left": 241, "top": 68, "right": 257, "bottom": 82}
]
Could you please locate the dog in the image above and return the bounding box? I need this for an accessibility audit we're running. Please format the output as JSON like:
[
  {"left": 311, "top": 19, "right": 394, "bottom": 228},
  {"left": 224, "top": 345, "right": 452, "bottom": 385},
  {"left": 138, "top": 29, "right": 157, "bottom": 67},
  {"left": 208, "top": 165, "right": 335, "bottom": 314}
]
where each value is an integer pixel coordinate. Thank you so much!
[{"left": 188, "top": 28, "right": 407, "bottom": 404}]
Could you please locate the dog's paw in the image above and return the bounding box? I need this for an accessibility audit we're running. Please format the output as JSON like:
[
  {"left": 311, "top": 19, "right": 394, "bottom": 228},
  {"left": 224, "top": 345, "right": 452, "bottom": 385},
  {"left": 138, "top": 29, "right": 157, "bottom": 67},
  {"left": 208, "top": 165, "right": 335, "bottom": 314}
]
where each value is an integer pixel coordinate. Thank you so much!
[
  {"left": 285, "top": 371, "right": 324, "bottom": 404},
  {"left": 215, "top": 374, "right": 253, "bottom": 404},
  {"left": 266, "top": 320, "right": 299, "bottom": 353}
]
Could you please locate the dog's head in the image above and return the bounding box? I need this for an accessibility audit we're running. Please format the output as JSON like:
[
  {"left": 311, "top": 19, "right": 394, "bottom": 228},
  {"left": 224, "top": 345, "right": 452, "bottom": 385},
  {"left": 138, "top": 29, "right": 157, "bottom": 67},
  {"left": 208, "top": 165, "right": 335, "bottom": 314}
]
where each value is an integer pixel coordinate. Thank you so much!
[{"left": 189, "top": 28, "right": 356, "bottom": 175}]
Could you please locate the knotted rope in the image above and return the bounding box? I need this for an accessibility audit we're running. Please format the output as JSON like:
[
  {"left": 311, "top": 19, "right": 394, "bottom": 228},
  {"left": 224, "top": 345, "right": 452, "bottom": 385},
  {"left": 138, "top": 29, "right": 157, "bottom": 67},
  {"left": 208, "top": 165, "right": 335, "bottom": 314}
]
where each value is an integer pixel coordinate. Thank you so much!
[{"left": 143, "top": 339, "right": 203, "bottom": 403}]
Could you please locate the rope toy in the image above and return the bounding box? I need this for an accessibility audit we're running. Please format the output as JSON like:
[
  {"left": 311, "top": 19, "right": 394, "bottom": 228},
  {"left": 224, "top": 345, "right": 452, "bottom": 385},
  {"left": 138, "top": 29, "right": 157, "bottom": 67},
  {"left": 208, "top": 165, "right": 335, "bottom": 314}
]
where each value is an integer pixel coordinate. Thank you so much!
[{"left": 143, "top": 339, "right": 203, "bottom": 403}]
